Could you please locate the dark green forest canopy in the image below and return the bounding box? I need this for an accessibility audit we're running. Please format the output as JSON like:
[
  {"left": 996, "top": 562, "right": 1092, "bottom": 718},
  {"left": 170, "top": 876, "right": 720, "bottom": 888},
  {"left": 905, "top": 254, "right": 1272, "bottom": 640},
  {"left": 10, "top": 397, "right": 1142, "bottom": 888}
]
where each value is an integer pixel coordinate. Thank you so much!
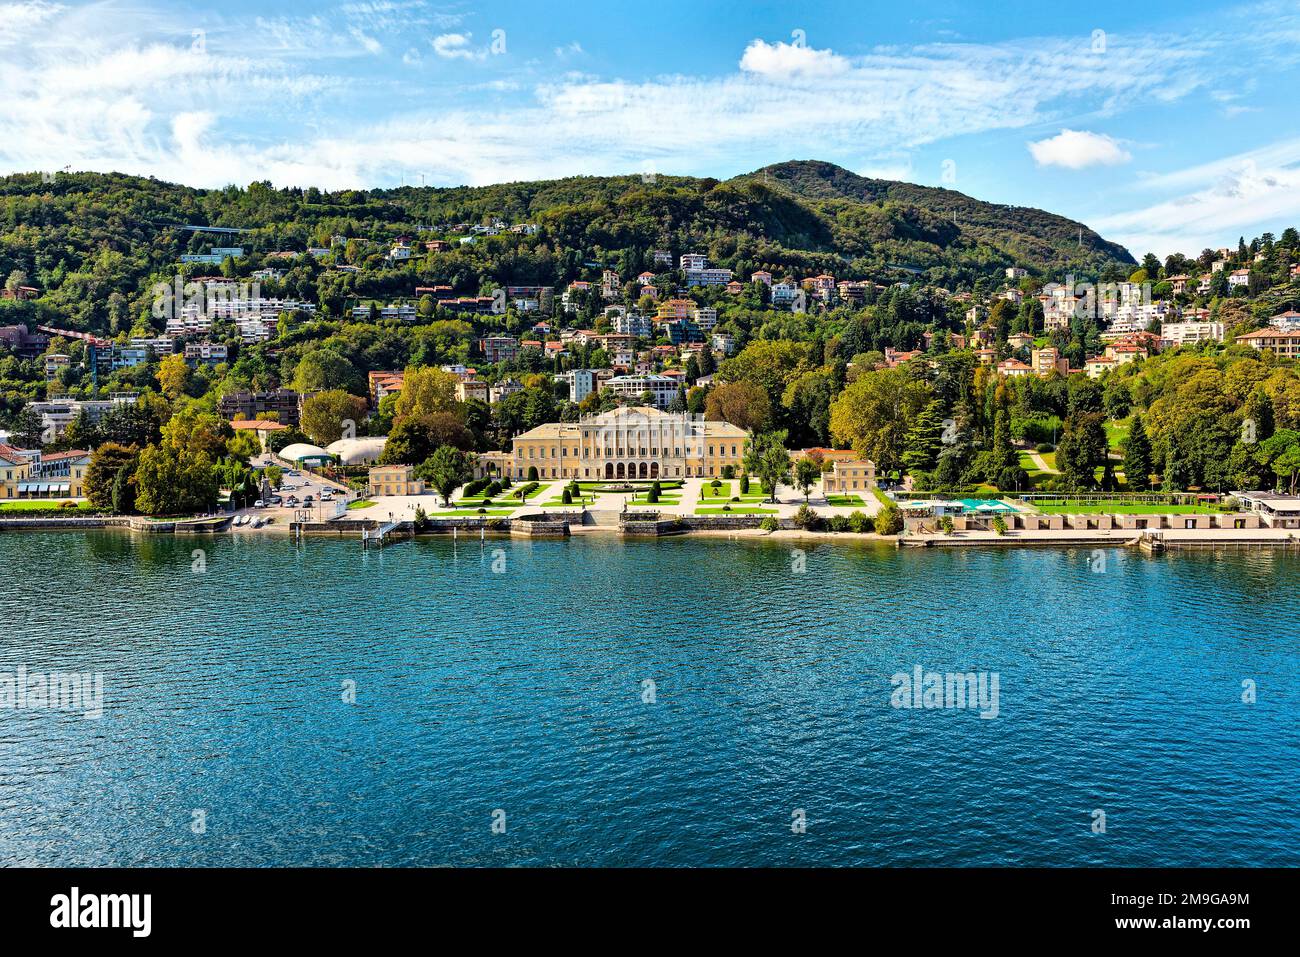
[{"left": 0, "top": 160, "right": 1135, "bottom": 337}]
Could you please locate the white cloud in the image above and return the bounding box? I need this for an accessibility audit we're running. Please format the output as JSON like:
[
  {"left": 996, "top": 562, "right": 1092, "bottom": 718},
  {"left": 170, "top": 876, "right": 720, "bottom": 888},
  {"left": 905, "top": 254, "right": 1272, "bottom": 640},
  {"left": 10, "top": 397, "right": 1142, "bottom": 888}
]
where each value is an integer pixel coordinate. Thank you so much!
[
  {"left": 0, "top": 0, "right": 1295, "bottom": 206},
  {"left": 350, "top": 29, "right": 383, "bottom": 55},
  {"left": 1028, "top": 129, "right": 1131, "bottom": 169},
  {"left": 739, "top": 39, "right": 849, "bottom": 78},
  {"left": 1096, "top": 140, "right": 1300, "bottom": 256},
  {"left": 431, "top": 33, "right": 485, "bottom": 61}
]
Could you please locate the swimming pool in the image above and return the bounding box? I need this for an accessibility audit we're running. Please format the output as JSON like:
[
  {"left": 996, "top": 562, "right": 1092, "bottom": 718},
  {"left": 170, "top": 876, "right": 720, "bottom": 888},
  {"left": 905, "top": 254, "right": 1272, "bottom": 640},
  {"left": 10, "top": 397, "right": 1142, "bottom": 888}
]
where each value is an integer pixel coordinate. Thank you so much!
[{"left": 954, "top": 498, "right": 1019, "bottom": 512}]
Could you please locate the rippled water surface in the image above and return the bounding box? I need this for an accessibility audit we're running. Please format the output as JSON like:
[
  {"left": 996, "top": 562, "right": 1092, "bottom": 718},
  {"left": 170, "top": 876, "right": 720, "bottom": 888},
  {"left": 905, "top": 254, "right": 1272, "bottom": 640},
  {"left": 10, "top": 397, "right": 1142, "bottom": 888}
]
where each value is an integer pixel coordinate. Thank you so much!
[{"left": 0, "top": 530, "right": 1296, "bottom": 866}]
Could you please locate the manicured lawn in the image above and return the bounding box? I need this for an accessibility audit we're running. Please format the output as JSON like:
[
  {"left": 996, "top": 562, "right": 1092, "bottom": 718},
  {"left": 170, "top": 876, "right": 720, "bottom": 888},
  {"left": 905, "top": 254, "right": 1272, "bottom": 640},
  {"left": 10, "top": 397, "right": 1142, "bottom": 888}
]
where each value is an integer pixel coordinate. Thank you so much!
[
  {"left": 1105, "top": 419, "right": 1129, "bottom": 453},
  {"left": 631, "top": 495, "right": 681, "bottom": 504},
  {"left": 695, "top": 506, "right": 778, "bottom": 515},
  {"left": 347, "top": 499, "right": 377, "bottom": 510},
  {"left": 825, "top": 494, "right": 867, "bottom": 507},
  {"left": 543, "top": 495, "right": 598, "bottom": 506},
  {"left": 0, "top": 500, "right": 95, "bottom": 512},
  {"left": 699, "top": 481, "right": 732, "bottom": 499},
  {"left": 495, "top": 483, "right": 548, "bottom": 502},
  {"left": 425, "top": 509, "right": 515, "bottom": 517}
]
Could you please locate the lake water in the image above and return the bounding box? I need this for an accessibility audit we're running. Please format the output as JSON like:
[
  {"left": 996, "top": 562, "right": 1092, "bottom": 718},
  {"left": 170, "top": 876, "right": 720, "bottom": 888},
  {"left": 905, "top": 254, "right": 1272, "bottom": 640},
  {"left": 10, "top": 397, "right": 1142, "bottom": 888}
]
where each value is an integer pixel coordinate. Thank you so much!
[{"left": 0, "top": 530, "right": 1296, "bottom": 866}]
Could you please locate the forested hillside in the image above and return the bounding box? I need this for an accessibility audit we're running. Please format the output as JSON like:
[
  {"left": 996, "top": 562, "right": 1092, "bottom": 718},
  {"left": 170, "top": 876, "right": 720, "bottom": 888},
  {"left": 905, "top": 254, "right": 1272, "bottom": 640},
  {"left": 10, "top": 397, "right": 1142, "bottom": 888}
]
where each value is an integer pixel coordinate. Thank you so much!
[{"left": 0, "top": 160, "right": 1134, "bottom": 337}]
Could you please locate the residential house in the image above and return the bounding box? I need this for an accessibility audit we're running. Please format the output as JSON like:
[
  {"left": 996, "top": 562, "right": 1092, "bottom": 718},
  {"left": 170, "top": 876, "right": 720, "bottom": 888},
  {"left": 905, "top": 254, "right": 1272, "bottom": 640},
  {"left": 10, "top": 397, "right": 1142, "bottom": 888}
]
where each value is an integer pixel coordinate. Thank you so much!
[
  {"left": 1235, "top": 328, "right": 1300, "bottom": 358},
  {"left": 368, "top": 464, "right": 425, "bottom": 496},
  {"left": 822, "top": 459, "right": 877, "bottom": 495}
]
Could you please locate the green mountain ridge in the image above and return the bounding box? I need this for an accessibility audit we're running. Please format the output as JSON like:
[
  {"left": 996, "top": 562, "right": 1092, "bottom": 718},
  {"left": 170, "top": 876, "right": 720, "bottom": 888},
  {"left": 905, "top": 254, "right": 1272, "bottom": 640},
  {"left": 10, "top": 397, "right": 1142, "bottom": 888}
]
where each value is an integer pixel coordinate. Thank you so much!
[{"left": 0, "top": 160, "right": 1133, "bottom": 337}]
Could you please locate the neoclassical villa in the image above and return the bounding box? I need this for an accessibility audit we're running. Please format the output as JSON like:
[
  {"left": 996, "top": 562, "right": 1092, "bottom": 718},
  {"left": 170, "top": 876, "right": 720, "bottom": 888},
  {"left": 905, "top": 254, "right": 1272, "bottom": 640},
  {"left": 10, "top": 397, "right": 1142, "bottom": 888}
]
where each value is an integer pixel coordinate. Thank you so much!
[{"left": 479, "top": 406, "right": 747, "bottom": 481}]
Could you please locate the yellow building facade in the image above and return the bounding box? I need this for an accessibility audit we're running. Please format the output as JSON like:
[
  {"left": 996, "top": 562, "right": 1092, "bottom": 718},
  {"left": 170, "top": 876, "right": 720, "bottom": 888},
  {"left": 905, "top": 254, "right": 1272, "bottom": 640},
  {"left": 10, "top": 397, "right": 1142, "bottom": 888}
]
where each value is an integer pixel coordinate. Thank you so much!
[
  {"left": 503, "top": 406, "right": 748, "bottom": 480},
  {"left": 368, "top": 464, "right": 425, "bottom": 497}
]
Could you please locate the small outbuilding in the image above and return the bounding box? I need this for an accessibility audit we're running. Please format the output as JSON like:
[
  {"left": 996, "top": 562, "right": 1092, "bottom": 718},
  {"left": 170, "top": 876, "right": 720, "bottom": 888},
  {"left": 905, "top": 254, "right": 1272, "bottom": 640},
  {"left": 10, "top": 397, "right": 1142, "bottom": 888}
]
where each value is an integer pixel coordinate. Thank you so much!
[{"left": 278, "top": 442, "right": 334, "bottom": 466}]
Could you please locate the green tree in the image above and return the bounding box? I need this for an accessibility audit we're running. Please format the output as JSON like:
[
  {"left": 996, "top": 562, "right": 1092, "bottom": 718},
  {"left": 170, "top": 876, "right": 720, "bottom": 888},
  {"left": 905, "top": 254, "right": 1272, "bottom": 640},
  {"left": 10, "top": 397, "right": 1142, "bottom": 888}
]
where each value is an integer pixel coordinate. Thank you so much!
[
  {"left": 84, "top": 442, "right": 138, "bottom": 508},
  {"left": 828, "top": 367, "right": 931, "bottom": 477},
  {"left": 381, "top": 412, "right": 474, "bottom": 464},
  {"left": 1123, "top": 414, "right": 1153, "bottom": 491},
  {"left": 794, "top": 457, "right": 820, "bottom": 502},
  {"left": 901, "top": 399, "right": 944, "bottom": 475},
  {"left": 392, "top": 366, "right": 460, "bottom": 422},
  {"left": 301, "top": 390, "right": 369, "bottom": 447},
  {"left": 416, "top": 445, "right": 475, "bottom": 506},
  {"left": 704, "top": 380, "right": 772, "bottom": 432},
  {"left": 742, "top": 430, "right": 792, "bottom": 503},
  {"left": 134, "top": 445, "right": 219, "bottom": 516},
  {"left": 292, "top": 348, "right": 359, "bottom": 394},
  {"left": 874, "top": 502, "right": 903, "bottom": 535},
  {"left": 110, "top": 461, "right": 138, "bottom": 514},
  {"left": 1055, "top": 411, "right": 1108, "bottom": 491}
]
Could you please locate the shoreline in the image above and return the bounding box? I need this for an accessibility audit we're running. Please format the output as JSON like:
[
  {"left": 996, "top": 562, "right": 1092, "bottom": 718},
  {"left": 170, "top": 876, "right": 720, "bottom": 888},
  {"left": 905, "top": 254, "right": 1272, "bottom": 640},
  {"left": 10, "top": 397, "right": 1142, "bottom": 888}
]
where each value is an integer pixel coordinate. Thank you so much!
[{"left": 3, "top": 515, "right": 1297, "bottom": 551}]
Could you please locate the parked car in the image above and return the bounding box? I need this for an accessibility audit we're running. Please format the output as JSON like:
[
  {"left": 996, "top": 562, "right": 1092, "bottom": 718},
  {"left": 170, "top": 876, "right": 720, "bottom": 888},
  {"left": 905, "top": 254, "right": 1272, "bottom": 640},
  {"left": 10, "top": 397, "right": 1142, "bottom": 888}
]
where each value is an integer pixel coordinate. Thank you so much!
[{"left": 253, "top": 499, "right": 264, "bottom": 508}]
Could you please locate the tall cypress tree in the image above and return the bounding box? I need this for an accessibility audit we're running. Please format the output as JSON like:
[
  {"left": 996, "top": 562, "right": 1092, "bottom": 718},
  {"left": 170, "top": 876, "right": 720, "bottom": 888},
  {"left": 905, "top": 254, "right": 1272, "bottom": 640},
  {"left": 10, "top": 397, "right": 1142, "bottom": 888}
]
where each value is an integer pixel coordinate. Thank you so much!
[{"left": 1123, "top": 414, "right": 1153, "bottom": 491}]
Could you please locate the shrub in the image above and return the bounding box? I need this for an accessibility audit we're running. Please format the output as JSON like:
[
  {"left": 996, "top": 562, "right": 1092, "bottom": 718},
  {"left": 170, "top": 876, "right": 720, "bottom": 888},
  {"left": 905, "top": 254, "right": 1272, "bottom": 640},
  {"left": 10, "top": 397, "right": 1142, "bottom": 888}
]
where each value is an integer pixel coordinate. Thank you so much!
[
  {"left": 759, "top": 516, "right": 779, "bottom": 531},
  {"left": 481, "top": 498, "right": 493, "bottom": 507},
  {"left": 731, "top": 496, "right": 740, "bottom": 502},
  {"left": 1035, "top": 442, "right": 1055, "bottom": 454},
  {"left": 710, "top": 479, "right": 721, "bottom": 490},
  {"left": 413, "top": 506, "right": 429, "bottom": 531},
  {"left": 476, "top": 507, "right": 487, "bottom": 515},
  {"left": 874, "top": 503, "right": 903, "bottom": 535},
  {"left": 739, "top": 473, "right": 750, "bottom": 494},
  {"left": 561, "top": 488, "right": 572, "bottom": 504},
  {"left": 501, "top": 475, "right": 513, "bottom": 489},
  {"left": 721, "top": 504, "right": 731, "bottom": 511},
  {"left": 848, "top": 510, "right": 870, "bottom": 533},
  {"left": 794, "top": 504, "right": 821, "bottom": 530},
  {"left": 527, "top": 466, "right": 539, "bottom": 482},
  {"left": 992, "top": 515, "right": 1007, "bottom": 536},
  {"left": 722, "top": 465, "right": 735, "bottom": 480},
  {"left": 940, "top": 516, "right": 954, "bottom": 535},
  {"left": 827, "top": 515, "right": 850, "bottom": 532},
  {"left": 486, "top": 481, "right": 502, "bottom": 496}
]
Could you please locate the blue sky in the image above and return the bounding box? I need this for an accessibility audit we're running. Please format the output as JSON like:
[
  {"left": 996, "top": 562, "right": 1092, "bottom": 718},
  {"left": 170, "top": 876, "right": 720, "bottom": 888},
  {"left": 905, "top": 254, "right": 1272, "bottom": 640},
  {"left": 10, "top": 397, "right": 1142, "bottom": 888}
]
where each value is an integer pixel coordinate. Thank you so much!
[{"left": 3, "top": 0, "right": 1299, "bottom": 259}]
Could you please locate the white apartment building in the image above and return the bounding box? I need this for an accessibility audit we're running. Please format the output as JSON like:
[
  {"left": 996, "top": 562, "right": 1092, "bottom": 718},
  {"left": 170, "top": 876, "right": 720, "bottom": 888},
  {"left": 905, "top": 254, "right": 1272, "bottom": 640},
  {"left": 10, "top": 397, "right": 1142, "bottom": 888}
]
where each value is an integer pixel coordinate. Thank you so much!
[
  {"left": 606, "top": 374, "right": 679, "bottom": 409},
  {"left": 1160, "top": 321, "right": 1225, "bottom": 347},
  {"left": 490, "top": 379, "right": 523, "bottom": 403},
  {"left": 685, "top": 267, "right": 734, "bottom": 287},
  {"left": 184, "top": 342, "right": 229, "bottom": 365},
  {"left": 771, "top": 283, "right": 800, "bottom": 308},
  {"left": 692, "top": 307, "right": 718, "bottom": 331},
  {"left": 352, "top": 303, "right": 418, "bottom": 322},
  {"left": 613, "top": 312, "right": 652, "bottom": 338},
  {"left": 556, "top": 368, "right": 598, "bottom": 403}
]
